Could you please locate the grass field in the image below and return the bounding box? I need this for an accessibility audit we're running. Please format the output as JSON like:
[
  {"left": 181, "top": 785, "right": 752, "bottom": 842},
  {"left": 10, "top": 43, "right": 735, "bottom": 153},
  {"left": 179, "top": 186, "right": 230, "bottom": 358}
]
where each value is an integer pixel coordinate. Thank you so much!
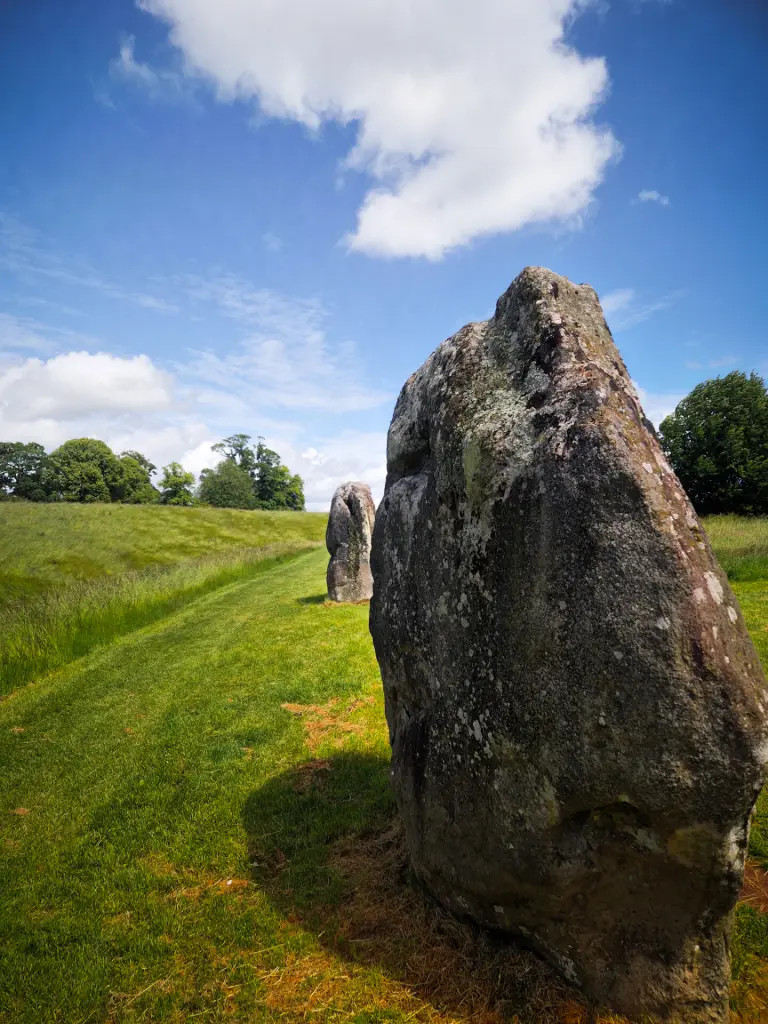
[
  {"left": 0, "top": 504, "right": 327, "bottom": 695},
  {"left": 1, "top": 512, "right": 768, "bottom": 1022}
]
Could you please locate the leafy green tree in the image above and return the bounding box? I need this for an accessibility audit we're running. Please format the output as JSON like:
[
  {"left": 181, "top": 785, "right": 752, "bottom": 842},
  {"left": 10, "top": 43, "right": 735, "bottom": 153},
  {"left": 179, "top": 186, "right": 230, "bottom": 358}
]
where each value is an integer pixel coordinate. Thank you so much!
[
  {"left": 119, "top": 455, "right": 158, "bottom": 504},
  {"left": 0, "top": 441, "right": 48, "bottom": 500},
  {"left": 208, "top": 433, "right": 306, "bottom": 510},
  {"left": 158, "top": 462, "right": 195, "bottom": 506},
  {"left": 45, "top": 439, "right": 126, "bottom": 503},
  {"left": 212, "top": 434, "right": 257, "bottom": 478},
  {"left": 659, "top": 371, "right": 768, "bottom": 515},
  {"left": 253, "top": 441, "right": 305, "bottom": 510},
  {"left": 198, "top": 459, "right": 256, "bottom": 509},
  {"left": 120, "top": 450, "right": 157, "bottom": 477}
]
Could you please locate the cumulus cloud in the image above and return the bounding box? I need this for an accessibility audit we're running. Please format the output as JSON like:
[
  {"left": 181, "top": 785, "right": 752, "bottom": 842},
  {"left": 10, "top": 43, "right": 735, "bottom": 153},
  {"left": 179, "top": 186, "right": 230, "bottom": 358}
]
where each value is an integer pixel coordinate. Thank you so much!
[
  {"left": 138, "top": 0, "right": 619, "bottom": 258},
  {"left": 0, "top": 351, "right": 173, "bottom": 422},
  {"left": 0, "top": 329, "right": 389, "bottom": 504},
  {"left": 635, "top": 189, "right": 671, "bottom": 206}
]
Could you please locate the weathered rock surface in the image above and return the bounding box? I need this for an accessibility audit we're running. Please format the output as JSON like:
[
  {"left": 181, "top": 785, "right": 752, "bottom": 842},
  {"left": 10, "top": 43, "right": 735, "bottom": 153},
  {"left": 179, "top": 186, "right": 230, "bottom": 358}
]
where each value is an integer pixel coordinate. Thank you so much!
[
  {"left": 369, "top": 267, "right": 768, "bottom": 1022},
  {"left": 326, "top": 482, "right": 376, "bottom": 602}
]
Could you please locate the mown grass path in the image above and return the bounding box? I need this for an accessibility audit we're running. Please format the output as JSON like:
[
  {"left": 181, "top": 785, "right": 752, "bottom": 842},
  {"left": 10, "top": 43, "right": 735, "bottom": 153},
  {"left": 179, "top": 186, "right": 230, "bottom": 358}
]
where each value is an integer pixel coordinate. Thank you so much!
[
  {"left": 3, "top": 547, "right": 768, "bottom": 1023},
  {"left": 0, "top": 549, "right": 393, "bottom": 1023}
]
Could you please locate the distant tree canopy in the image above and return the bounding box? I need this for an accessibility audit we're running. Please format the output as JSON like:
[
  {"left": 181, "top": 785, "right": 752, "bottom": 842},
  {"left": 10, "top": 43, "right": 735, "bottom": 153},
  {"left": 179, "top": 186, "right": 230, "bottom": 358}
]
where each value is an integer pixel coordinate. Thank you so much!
[
  {"left": 659, "top": 371, "right": 768, "bottom": 516},
  {"left": 0, "top": 431, "right": 305, "bottom": 511},
  {"left": 0, "top": 438, "right": 157, "bottom": 504},
  {"left": 200, "top": 434, "right": 305, "bottom": 511}
]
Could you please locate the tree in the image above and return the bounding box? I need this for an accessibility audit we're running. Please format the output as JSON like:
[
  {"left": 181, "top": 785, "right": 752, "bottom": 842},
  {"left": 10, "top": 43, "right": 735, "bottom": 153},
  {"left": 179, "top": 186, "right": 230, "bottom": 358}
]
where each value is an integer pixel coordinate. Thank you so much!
[
  {"left": 159, "top": 462, "right": 195, "bottom": 506},
  {"left": 212, "top": 434, "right": 257, "bottom": 478},
  {"left": 209, "top": 433, "right": 306, "bottom": 510},
  {"left": 45, "top": 439, "right": 126, "bottom": 503},
  {"left": 198, "top": 459, "right": 256, "bottom": 509},
  {"left": 0, "top": 441, "right": 48, "bottom": 500},
  {"left": 252, "top": 439, "right": 305, "bottom": 510},
  {"left": 120, "top": 450, "right": 157, "bottom": 477},
  {"left": 659, "top": 371, "right": 768, "bottom": 515},
  {"left": 119, "top": 454, "right": 158, "bottom": 504}
]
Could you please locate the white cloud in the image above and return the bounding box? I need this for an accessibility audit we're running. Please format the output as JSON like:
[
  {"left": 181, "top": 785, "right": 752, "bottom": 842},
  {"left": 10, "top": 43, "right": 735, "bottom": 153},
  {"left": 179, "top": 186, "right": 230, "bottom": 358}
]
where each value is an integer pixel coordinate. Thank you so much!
[
  {"left": 109, "top": 35, "right": 199, "bottom": 106},
  {"left": 0, "top": 339, "right": 389, "bottom": 505},
  {"left": 636, "top": 189, "right": 671, "bottom": 207},
  {"left": 139, "top": 0, "right": 620, "bottom": 258},
  {"left": 0, "top": 351, "right": 173, "bottom": 421},
  {"left": 277, "top": 430, "right": 388, "bottom": 510}
]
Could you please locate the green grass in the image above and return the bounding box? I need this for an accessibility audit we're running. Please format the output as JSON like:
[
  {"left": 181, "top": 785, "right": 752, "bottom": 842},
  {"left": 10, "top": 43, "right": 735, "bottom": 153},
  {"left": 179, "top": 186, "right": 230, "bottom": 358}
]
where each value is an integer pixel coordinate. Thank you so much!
[
  {"left": 2, "top": 517, "right": 768, "bottom": 1021},
  {"left": 0, "top": 545, "right": 320, "bottom": 696},
  {"left": 0, "top": 503, "right": 327, "bottom": 695},
  {"left": 704, "top": 515, "right": 768, "bottom": 582},
  {"left": 0, "top": 502, "right": 327, "bottom": 604},
  {"left": 0, "top": 550, "right": 397, "bottom": 1023}
]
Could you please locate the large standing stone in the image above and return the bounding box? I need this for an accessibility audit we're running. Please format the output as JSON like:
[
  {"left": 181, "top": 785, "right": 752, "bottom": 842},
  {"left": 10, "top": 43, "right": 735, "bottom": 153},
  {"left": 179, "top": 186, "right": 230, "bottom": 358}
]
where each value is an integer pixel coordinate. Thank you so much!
[
  {"left": 326, "top": 482, "right": 376, "bottom": 603},
  {"left": 369, "top": 267, "right": 768, "bottom": 1021}
]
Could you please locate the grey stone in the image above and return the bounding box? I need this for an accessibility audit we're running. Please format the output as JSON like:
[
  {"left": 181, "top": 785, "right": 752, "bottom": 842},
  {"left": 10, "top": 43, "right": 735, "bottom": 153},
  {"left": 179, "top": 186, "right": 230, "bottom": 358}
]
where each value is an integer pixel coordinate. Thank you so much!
[
  {"left": 326, "top": 481, "right": 376, "bottom": 603},
  {"left": 369, "top": 267, "right": 768, "bottom": 1022}
]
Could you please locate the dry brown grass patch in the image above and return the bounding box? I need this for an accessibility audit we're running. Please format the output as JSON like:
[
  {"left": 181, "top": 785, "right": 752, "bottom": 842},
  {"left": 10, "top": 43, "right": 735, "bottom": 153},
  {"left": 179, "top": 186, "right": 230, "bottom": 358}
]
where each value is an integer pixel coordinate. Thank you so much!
[
  {"left": 256, "top": 814, "right": 632, "bottom": 1024},
  {"left": 741, "top": 860, "right": 768, "bottom": 916},
  {"left": 281, "top": 695, "right": 376, "bottom": 752}
]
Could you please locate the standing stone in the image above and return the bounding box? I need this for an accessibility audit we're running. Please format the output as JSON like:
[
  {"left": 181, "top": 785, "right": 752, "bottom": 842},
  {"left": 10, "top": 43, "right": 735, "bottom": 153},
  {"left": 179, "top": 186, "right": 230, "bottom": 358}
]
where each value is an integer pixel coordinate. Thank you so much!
[
  {"left": 326, "top": 482, "right": 376, "bottom": 603},
  {"left": 369, "top": 267, "right": 768, "bottom": 1022}
]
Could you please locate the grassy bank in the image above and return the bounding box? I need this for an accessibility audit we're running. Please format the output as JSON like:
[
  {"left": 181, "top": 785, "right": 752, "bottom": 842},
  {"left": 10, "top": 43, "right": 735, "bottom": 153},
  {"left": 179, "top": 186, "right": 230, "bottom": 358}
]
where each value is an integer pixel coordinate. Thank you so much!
[
  {"left": 0, "top": 503, "right": 327, "bottom": 693},
  {"left": 0, "top": 543, "right": 318, "bottom": 696},
  {"left": 0, "top": 502, "right": 327, "bottom": 605}
]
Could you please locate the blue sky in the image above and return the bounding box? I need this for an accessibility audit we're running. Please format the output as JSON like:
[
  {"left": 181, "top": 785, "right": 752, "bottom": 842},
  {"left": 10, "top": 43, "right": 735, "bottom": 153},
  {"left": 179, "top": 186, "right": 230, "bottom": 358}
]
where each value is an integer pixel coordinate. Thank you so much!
[{"left": 1, "top": 0, "right": 765, "bottom": 508}]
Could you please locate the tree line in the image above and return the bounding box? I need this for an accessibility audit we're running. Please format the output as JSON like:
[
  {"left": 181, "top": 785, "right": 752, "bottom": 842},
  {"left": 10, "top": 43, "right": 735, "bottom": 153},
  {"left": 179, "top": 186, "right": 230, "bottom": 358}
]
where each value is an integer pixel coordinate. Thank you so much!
[{"left": 0, "top": 433, "right": 305, "bottom": 511}]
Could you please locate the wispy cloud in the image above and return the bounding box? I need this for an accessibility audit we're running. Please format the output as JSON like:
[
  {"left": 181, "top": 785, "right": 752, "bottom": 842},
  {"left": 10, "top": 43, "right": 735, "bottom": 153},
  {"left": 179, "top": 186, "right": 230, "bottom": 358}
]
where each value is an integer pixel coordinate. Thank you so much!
[
  {"left": 0, "top": 312, "right": 102, "bottom": 355},
  {"left": 685, "top": 356, "right": 741, "bottom": 371},
  {"left": 0, "top": 212, "right": 178, "bottom": 314},
  {"left": 177, "top": 274, "right": 392, "bottom": 413},
  {"left": 635, "top": 189, "right": 671, "bottom": 207},
  {"left": 633, "top": 383, "right": 685, "bottom": 428},
  {"left": 109, "top": 36, "right": 199, "bottom": 107},
  {"left": 600, "top": 286, "right": 682, "bottom": 331},
  {"left": 262, "top": 232, "right": 284, "bottom": 253}
]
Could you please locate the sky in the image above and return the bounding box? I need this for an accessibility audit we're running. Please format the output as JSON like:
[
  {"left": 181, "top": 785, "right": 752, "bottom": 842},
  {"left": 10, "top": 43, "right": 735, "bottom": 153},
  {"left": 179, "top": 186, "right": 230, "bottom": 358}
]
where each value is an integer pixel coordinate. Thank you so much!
[{"left": 1, "top": 0, "right": 765, "bottom": 510}]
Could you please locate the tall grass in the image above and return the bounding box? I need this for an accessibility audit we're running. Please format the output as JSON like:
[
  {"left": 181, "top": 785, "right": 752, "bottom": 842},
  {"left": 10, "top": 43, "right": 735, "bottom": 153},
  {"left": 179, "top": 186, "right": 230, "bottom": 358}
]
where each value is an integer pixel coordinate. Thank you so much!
[
  {"left": 705, "top": 516, "right": 768, "bottom": 581},
  {"left": 0, "top": 502, "right": 327, "bottom": 605},
  {"left": 0, "top": 542, "right": 319, "bottom": 695}
]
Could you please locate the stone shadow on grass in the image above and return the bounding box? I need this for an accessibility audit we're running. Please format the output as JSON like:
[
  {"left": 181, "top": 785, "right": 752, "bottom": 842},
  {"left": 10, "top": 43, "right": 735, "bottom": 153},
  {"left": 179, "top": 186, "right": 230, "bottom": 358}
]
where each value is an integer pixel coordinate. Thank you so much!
[
  {"left": 242, "top": 753, "right": 586, "bottom": 1023},
  {"left": 296, "top": 593, "right": 328, "bottom": 605}
]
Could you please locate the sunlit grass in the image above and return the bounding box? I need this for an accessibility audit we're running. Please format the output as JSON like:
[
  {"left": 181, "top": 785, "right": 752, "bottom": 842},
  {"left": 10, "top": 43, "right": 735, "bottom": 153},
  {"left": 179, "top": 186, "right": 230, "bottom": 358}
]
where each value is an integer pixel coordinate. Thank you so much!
[
  {"left": 1, "top": 519, "right": 768, "bottom": 1020},
  {"left": 705, "top": 515, "right": 768, "bottom": 581},
  {"left": 0, "top": 543, "right": 319, "bottom": 695},
  {"left": 0, "top": 501, "right": 327, "bottom": 605}
]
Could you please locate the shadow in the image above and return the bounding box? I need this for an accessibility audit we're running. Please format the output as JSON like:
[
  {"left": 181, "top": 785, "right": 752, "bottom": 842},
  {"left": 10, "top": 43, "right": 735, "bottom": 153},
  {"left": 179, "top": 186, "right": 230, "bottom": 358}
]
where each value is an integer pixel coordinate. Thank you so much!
[
  {"left": 296, "top": 593, "right": 328, "bottom": 605},
  {"left": 242, "top": 753, "right": 587, "bottom": 1024}
]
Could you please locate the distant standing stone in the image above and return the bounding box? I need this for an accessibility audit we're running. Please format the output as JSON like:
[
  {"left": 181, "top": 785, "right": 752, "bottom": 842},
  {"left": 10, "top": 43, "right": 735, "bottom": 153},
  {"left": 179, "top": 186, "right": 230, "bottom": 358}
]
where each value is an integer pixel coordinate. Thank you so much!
[
  {"left": 369, "top": 266, "right": 768, "bottom": 1022},
  {"left": 326, "top": 482, "right": 376, "bottom": 603}
]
